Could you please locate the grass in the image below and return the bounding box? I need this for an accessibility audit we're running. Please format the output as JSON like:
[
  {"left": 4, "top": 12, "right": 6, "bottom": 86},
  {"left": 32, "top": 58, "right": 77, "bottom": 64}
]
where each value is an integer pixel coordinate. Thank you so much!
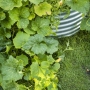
[{"left": 57, "top": 30, "right": 90, "bottom": 90}]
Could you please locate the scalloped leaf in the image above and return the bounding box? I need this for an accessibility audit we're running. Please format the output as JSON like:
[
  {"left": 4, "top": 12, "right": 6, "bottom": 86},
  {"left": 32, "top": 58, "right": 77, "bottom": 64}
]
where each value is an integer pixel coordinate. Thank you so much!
[
  {"left": 0, "top": 53, "right": 5, "bottom": 64},
  {"left": 80, "top": 17, "right": 90, "bottom": 31},
  {"left": 0, "top": 12, "right": 5, "bottom": 20},
  {"left": 44, "top": 37, "right": 59, "bottom": 54},
  {"left": 22, "top": 34, "right": 58, "bottom": 54},
  {"left": 0, "top": 0, "right": 22, "bottom": 10},
  {"left": 34, "top": 2, "right": 52, "bottom": 16},
  {"left": 16, "top": 54, "right": 28, "bottom": 66},
  {"left": 17, "top": 18, "right": 29, "bottom": 28},
  {"left": 65, "top": 0, "right": 89, "bottom": 14},
  {"left": 28, "top": 13, "right": 35, "bottom": 20},
  {"left": 22, "top": 34, "right": 45, "bottom": 54},
  {"left": 1, "top": 81, "right": 18, "bottom": 90},
  {"left": 86, "top": 18, "right": 90, "bottom": 26},
  {"left": 9, "top": 7, "right": 30, "bottom": 21},
  {"left": 1, "top": 56, "right": 24, "bottom": 81},
  {"left": 31, "top": 43, "right": 47, "bottom": 54},
  {"left": 1, "top": 16, "right": 15, "bottom": 29},
  {"left": 9, "top": 7, "right": 30, "bottom": 28},
  {"left": 30, "top": 62, "right": 39, "bottom": 77},
  {"left": 29, "top": 0, "right": 44, "bottom": 5},
  {"left": 13, "top": 31, "right": 29, "bottom": 48},
  {"left": 24, "top": 23, "right": 35, "bottom": 35},
  {"left": 31, "top": 17, "right": 52, "bottom": 35}
]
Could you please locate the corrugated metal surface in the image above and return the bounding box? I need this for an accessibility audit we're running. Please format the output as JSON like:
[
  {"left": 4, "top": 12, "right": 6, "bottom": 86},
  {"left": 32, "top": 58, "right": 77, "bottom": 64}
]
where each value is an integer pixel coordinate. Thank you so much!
[{"left": 52, "top": 10, "right": 82, "bottom": 37}]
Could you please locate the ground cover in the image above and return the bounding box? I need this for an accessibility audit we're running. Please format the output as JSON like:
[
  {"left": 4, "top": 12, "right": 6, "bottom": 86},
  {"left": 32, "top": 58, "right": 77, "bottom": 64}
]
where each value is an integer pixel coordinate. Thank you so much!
[{"left": 58, "top": 30, "right": 90, "bottom": 90}]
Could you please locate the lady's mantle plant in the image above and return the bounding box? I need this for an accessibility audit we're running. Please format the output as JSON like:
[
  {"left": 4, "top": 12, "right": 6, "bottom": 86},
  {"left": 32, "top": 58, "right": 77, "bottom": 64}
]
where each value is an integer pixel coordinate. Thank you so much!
[
  {"left": 0, "top": 0, "right": 61, "bottom": 90},
  {"left": 0, "top": 0, "right": 90, "bottom": 90}
]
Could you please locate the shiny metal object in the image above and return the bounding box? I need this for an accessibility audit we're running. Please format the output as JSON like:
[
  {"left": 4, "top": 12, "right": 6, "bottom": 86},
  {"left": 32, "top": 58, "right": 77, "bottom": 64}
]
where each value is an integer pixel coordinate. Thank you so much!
[{"left": 52, "top": 10, "right": 82, "bottom": 37}]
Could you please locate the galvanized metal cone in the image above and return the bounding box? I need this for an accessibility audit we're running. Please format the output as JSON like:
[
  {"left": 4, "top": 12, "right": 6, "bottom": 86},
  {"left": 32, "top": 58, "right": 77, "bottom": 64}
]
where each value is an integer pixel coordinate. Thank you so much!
[{"left": 52, "top": 10, "right": 82, "bottom": 38}]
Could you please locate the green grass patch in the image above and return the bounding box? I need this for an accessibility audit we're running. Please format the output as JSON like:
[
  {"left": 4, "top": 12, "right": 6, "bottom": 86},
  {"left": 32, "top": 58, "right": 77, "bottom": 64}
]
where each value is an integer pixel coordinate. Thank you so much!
[{"left": 58, "top": 30, "right": 90, "bottom": 90}]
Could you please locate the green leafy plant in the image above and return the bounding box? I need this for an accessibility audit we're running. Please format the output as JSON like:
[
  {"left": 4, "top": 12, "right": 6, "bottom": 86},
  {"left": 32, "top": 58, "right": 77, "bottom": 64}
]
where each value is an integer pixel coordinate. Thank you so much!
[
  {"left": 0, "top": 0, "right": 90, "bottom": 90},
  {"left": 0, "top": 0, "right": 61, "bottom": 90}
]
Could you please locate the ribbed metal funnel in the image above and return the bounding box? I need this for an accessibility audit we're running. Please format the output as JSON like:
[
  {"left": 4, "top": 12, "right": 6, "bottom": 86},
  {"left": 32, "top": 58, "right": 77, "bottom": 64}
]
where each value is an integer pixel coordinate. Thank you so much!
[{"left": 52, "top": 10, "right": 82, "bottom": 37}]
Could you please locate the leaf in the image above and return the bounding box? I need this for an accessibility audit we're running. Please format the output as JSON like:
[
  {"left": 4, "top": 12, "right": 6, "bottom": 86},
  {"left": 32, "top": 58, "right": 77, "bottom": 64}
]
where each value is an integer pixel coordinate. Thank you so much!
[
  {"left": 1, "top": 81, "right": 28, "bottom": 90},
  {"left": 9, "top": 6, "right": 30, "bottom": 21},
  {"left": 5, "top": 30, "right": 11, "bottom": 38},
  {"left": 16, "top": 54, "right": 28, "bottom": 66},
  {"left": 1, "top": 15, "right": 15, "bottom": 29},
  {"left": 9, "top": 8, "right": 20, "bottom": 22},
  {"left": 30, "top": 62, "right": 39, "bottom": 77},
  {"left": 31, "top": 17, "right": 52, "bottom": 35},
  {"left": 80, "top": 17, "right": 90, "bottom": 31},
  {"left": 19, "top": 7, "right": 30, "bottom": 18},
  {"left": 86, "top": 18, "right": 90, "bottom": 26},
  {"left": 29, "top": 0, "right": 44, "bottom": 5},
  {"left": 22, "top": 34, "right": 58, "bottom": 54},
  {"left": 0, "top": 28, "right": 12, "bottom": 51},
  {"left": 22, "top": 34, "right": 44, "bottom": 51},
  {"left": 9, "top": 7, "right": 30, "bottom": 28},
  {"left": 34, "top": 84, "right": 42, "bottom": 90},
  {"left": 1, "top": 56, "right": 24, "bottom": 81},
  {"left": 0, "top": 74, "right": 3, "bottom": 83},
  {"left": 52, "top": 63, "right": 60, "bottom": 71},
  {"left": 34, "top": 2, "right": 52, "bottom": 16},
  {"left": 24, "top": 67, "right": 31, "bottom": 80},
  {"left": 1, "top": 81, "right": 18, "bottom": 90},
  {"left": 5, "top": 45, "right": 12, "bottom": 53},
  {"left": 41, "top": 61, "right": 50, "bottom": 68},
  {"left": 23, "top": 0, "right": 27, "bottom": 1},
  {"left": 44, "top": 38, "right": 59, "bottom": 54},
  {"left": 47, "top": 82, "right": 58, "bottom": 90},
  {"left": 24, "top": 25, "right": 35, "bottom": 35},
  {"left": 47, "top": 55, "right": 55, "bottom": 64},
  {"left": 22, "top": 34, "right": 47, "bottom": 54},
  {"left": 18, "top": 84, "right": 27, "bottom": 90},
  {"left": 28, "top": 13, "right": 35, "bottom": 20},
  {"left": 13, "top": 31, "right": 29, "bottom": 48},
  {"left": 65, "top": 0, "right": 89, "bottom": 14},
  {"left": 37, "top": 54, "right": 47, "bottom": 61},
  {"left": 0, "top": 53, "right": 5, "bottom": 64},
  {"left": 0, "top": 0, "right": 22, "bottom": 10},
  {"left": 30, "top": 61, "right": 47, "bottom": 79},
  {"left": 80, "top": 17, "right": 87, "bottom": 30},
  {"left": 31, "top": 43, "right": 47, "bottom": 54},
  {"left": 0, "top": 12, "right": 5, "bottom": 20},
  {"left": 17, "top": 18, "right": 29, "bottom": 28}
]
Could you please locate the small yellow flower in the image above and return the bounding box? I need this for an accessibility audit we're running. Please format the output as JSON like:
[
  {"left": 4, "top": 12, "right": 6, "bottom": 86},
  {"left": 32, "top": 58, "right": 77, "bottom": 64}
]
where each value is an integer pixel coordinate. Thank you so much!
[
  {"left": 55, "top": 58, "right": 62, "bottom": 62},
  {"left": 59, "top": 0, "right": 63, "bottom": 6}
]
